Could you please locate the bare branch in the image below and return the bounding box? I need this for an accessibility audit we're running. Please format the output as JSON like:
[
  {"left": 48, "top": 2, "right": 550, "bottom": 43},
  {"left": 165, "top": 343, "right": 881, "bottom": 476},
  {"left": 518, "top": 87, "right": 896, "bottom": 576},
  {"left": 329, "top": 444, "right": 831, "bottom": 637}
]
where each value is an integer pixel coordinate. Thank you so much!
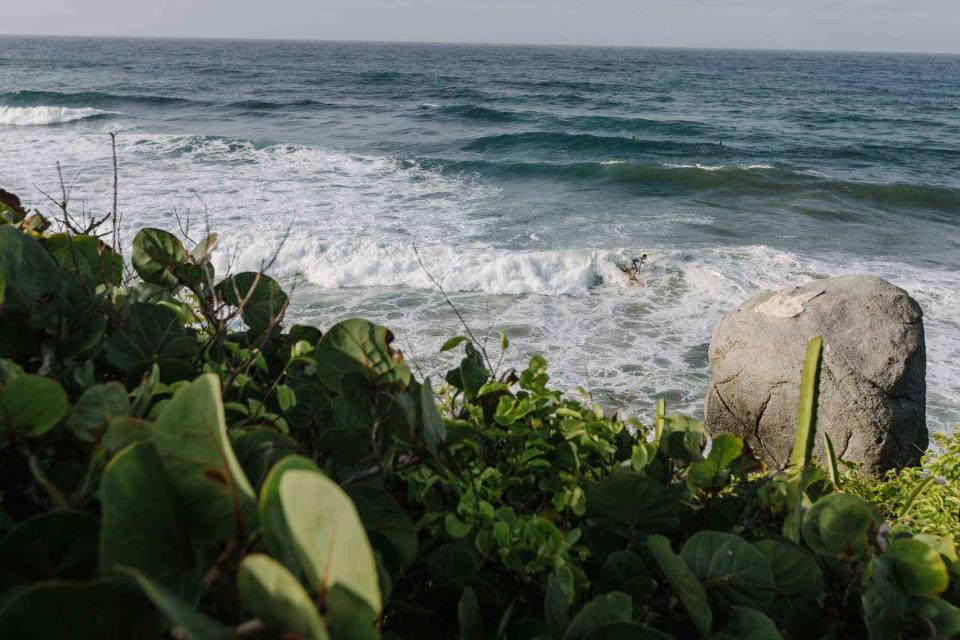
[{"left": 412, "top": 244, "right": 494, "bottom": 373}]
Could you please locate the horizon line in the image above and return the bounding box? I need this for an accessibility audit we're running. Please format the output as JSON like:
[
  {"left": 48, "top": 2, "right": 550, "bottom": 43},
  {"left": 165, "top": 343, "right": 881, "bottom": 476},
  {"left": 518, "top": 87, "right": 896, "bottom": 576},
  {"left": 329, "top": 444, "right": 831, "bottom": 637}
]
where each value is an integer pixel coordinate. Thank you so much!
[{"left": 2, "top": 31, "right": 959, "bottom": 57}]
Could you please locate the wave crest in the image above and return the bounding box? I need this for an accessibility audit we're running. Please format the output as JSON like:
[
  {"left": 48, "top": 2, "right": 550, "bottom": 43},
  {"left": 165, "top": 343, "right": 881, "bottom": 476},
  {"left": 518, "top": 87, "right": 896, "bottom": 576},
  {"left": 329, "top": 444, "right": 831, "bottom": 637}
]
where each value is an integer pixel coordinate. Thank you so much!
[{"left": 0, "top": 106, "right": 114, "bottom": 126}]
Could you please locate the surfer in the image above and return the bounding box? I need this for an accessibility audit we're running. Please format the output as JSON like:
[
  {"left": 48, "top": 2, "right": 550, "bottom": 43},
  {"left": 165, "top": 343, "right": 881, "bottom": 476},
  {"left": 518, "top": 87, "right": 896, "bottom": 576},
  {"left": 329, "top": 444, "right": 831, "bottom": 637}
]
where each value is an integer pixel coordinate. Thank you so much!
[{"left": 624, "top": 254, "right": 647, "bottom": 281}]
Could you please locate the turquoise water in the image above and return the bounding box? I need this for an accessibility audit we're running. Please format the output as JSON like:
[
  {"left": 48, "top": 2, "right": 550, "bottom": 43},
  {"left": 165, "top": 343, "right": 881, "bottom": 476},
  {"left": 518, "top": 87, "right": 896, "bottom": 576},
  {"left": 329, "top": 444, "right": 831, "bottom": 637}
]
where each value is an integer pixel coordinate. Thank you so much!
[{"left": 2, "top": 36, "right": 958, "bottom": 431}]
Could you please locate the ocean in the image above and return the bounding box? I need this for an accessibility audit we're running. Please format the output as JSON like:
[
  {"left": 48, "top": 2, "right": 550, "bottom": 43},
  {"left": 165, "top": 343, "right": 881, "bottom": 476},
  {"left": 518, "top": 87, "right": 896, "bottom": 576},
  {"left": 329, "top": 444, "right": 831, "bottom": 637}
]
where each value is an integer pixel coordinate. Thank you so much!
[{"left": 2, "top": 36, "right": 958, "bottom": 434}]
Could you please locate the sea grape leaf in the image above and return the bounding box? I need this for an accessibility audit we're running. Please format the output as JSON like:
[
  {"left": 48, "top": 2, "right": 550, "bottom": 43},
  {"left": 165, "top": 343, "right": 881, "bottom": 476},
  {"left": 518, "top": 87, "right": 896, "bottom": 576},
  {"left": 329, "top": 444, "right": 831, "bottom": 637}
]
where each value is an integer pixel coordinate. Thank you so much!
[
  {"left": 0, "top": 224, "right": 62, "bottom": 313},
  {"left": 131, "top": 228, "right": 188, "bottom": 288},
  {"left": 752, "top": 538, "right": 824, "bottom": 622},
  {"left": 0, "top": 374, "right": 68, "bottom": 437},
  {"left": 0, "top": 511, "right": 98, "bottom": 589},
  {"left": 313, "top": 318, "right": 411, "bottom": 394},
  {"left": 681, "top": 531, "right": 775, "bottom": 610},
  {"left": 324, "top": 584, "right": 379, "bottom": 640},
  {"left": 215, "top": 272, "right": 288, "bottom": 334},
  {"left": 237, "top": 553, "right": 328, "bottom": 640},
  {"left": 802, "top": 492, "right": 881, "bottom": 560},
  {"left": 587, "top": 470, "right": 683, "bottom": 536},
  {"left": 660, "top": 413, "right": 707, "bottom": 463},
  {"left": 886, "top": 538, "right": 949, "bottom": 598},
  {"left": 278, "top": 467, "right": 382, "bottom": 614},
  {"left": 121, "top": 566, "right": 233, "bottom": 640},
  {"left": 915, "top": 598, "right": 960, "bottom": 640},
  {"left": 229, "top": 427, "right": 297, "bottom": 492},
  {"left": 0, "top": 578, "right": 161, "bottom": 640},
  {"left": 104, "top": 302, "right": 199, "bottom": 382},
  {"left": 67, "top": 381, "right": 129, "bottom": 442},
  {"left": 101, "top": 416, "right": 151, "bottom": 456},
  {"left": 597, "top": 550, "right": 657, "bottom": 600},
  {"left": 100, "top": 442, "right": 202, "bottom": 601},
  {"left": 647, "top": 534, "right": 712, "bottom": 637},
  {"left": 688, "top": 434, "right": 743, "bottom": 491},
  {"left": 151, "top": 373, "right": 257, "bottom": 543},
  {"left": 4, "top": 373, "right": 66, "bottom": 430},
  {"left": 259, "top": 455, "right": 319, "bottom": 576},
  {"left": 346, "top": 485, "right": 419, "bottom": 570},
  {"left": 46, "top": 233, "right": 123, "bottom": 287},
  {"left": 563, "top": 591, "right": 633, "bottom": 640},
  {"left": 862, "top": 556, "right": 906, "bottom": 640}
]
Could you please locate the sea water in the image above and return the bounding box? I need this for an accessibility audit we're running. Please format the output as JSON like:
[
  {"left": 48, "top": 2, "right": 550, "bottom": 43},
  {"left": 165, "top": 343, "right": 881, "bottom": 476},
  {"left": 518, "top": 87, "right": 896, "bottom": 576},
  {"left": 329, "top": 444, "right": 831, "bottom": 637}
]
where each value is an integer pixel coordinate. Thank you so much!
[{"left": 2, "top": 37, "right": 958, "bottom": 433}]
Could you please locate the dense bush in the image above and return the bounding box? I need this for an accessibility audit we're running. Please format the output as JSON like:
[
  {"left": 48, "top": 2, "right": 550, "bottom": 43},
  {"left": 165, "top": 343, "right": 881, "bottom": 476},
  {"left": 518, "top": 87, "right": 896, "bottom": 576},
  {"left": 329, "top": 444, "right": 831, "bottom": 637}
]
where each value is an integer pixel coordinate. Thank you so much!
[{"left": 0, "top": 186, "right": 957, "bottom": 639}]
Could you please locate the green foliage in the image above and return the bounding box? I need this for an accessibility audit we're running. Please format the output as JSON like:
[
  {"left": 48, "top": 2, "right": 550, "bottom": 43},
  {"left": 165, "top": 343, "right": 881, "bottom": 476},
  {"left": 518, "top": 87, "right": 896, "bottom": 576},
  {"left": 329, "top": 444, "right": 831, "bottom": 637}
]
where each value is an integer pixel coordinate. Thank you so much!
[{"left": 0, "top": 187, "right": 956, "bottom": 639}]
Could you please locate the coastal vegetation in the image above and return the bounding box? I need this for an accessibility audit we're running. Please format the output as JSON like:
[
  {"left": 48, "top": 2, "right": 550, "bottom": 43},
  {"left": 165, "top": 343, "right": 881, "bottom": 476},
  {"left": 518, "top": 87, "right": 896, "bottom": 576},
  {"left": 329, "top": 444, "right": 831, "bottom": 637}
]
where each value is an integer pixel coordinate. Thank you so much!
[{"left": 0, "top": 184, "right": 957, "bottom": 639}]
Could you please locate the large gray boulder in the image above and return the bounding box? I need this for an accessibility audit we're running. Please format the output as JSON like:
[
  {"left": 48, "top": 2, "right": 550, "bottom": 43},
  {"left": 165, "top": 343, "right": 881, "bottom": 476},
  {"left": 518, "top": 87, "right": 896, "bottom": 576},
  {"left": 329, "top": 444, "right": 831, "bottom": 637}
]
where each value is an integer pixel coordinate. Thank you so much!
[{"left": 705, "top": 275, "right": 926, "bottom": 476}]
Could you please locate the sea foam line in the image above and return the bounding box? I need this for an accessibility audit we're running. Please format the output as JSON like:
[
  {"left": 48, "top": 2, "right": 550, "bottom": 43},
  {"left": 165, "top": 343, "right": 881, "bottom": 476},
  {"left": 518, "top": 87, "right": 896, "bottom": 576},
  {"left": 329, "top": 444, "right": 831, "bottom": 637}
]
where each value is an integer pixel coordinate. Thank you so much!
[{"left": 0, "top": 106, "right": 115, "bottom": 126}]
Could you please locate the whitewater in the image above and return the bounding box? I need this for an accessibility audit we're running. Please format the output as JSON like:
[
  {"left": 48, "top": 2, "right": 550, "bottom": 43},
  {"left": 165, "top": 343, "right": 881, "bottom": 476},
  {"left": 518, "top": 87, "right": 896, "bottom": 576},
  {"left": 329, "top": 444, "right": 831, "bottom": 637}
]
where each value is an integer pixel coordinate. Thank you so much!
[{"left": 2, "top": 37, "right": 958, "bottom": 432}]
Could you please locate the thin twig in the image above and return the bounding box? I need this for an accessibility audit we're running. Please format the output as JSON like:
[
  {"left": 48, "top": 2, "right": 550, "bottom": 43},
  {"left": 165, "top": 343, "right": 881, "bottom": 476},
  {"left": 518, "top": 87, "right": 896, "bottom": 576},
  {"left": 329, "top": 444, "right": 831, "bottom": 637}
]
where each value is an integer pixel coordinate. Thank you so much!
[{"left": 412, "top": 244, "right": 494, "bottom": 373}]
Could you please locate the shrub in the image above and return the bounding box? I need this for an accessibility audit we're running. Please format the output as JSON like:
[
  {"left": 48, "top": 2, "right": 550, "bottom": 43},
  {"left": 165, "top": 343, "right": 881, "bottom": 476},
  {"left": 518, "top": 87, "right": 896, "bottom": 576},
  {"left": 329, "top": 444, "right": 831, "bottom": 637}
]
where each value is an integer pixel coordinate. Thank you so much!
[{"left": 0, "top": 186, "right": 957, "bottom": 639}]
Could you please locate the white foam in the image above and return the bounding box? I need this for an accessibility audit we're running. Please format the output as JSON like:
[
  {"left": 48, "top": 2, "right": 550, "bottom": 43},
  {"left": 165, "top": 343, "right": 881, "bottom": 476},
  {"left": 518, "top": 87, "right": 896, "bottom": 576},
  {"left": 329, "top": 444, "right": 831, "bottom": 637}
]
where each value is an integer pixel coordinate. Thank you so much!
[
  {"left": 0, "top": 106, "right": 114, "bottom": 126},
  {"left": 3, "top": 127, "right": 957, "bottom": 432}
]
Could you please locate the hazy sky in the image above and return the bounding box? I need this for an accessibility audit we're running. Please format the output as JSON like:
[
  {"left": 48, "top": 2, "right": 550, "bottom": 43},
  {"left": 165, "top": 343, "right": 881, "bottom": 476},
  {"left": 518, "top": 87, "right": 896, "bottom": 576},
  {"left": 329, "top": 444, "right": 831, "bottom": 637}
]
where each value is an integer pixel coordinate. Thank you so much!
[{"left": 4, "top": 0, "right": 960, "bottom": 54}]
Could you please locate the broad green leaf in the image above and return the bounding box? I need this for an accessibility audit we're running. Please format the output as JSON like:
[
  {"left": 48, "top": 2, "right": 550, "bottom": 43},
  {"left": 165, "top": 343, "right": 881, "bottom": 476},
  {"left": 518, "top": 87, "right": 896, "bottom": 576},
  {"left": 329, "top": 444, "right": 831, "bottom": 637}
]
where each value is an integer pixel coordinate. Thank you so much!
[
  {"left": 131, "top": 228, "right": 188, "bottom": 288},
  {"left": 660, "top": 413, "right": 707, "bottom": 463},
  {"left": 587, "top": 471, "right": 682, "bottom": 535},
  {"left": 0, "top": 579, "right": 160, "bottom": 640},
  {"left": 802, "top": 492, "right": 881, "bottom": 560},
  {"left": 46, "top": 233, "right": 123, "bottom": 287},
  {"left": 597, "top": 550, "right": 656, "bottom": 600},
  {"left": 0, "top": 225, "right": 63, "bottom": 356},
  {"left": 563, "top": 592, "right": 633, "bottom": 640},
  {"left": 459, "top": 586, "right": 483, "bottom": 640},
  {"left": 215, "top": 272, "right": 288, "bottom": 334},
  {"left": 230, "top": 428, "right": 297, "bottom": 492},
  {"left": 681, "top": 531, "right": 774, "bottom": 610},
  {"left": 259, "top": 455, "right": 319, "bottom": 575},
  {"left": 104, "top": 303, "right": 199, "bottom": 382},
  {"left": 752, "top": 538, "right": 824, "bottom": 620},
  {"left": 314, "top": 318, "right": 411, "bottom": 393},
  {"left": 862, "top": 556, "right": 906, "bottom": 640},
  {"left": 324, "top": 585, "right": 379, "bottom": 640},
  {"left": 101, "top": 416, "right": 151, "bottom": 456},
  {"left": 237, "top": 554, "right": 328, "bottom": 640},
  {"left": 346, "top": 486, "right": 418, "bottom": 570},
  {"left": 0, "top": 511, "right": 98, "bottom": 589},
  {"left": 67, "top": 382, "right": 129, "bottom": 442},
  {"left": 648, "top": 534, "right": 712, "bottom": 637},
  {"left": 886, "top": 538, "right": 949, "bottom": 598},
  {"left": 152, "top": 373, "right": 256, "bottom": 542},
  {"left": 100, "top": 442, "right": 202, "bottom": 600},
  {"left": 121, "top": 566, "right": 233, "bottom": 640},
  {"left": 0, "top": 374, "right": 67, "bottom": 437},
  {"left": 279, "top": 468, "right": 382, "bottom": 614},
  {"left": 688, "top": 434, "right": 743, "bottom": 491},
  {"left": 915, "top": 598, "right": 960, "bottom": 640}
]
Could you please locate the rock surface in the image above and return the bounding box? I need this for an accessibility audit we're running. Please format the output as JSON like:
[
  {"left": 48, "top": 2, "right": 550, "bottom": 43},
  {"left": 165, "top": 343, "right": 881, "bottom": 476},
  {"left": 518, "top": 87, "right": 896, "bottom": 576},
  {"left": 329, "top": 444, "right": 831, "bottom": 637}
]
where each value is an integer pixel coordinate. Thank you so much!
[{"left": 704, "top": 276, "right": 926, "bottom": 475}]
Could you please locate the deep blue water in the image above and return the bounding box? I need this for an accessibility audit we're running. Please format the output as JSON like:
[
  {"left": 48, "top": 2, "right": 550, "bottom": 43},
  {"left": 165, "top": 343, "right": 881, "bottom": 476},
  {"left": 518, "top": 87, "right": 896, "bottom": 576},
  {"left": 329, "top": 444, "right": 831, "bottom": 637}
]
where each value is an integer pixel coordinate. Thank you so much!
[{"left": 2, "top": 36, "right": 958, "bottom": 430}]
